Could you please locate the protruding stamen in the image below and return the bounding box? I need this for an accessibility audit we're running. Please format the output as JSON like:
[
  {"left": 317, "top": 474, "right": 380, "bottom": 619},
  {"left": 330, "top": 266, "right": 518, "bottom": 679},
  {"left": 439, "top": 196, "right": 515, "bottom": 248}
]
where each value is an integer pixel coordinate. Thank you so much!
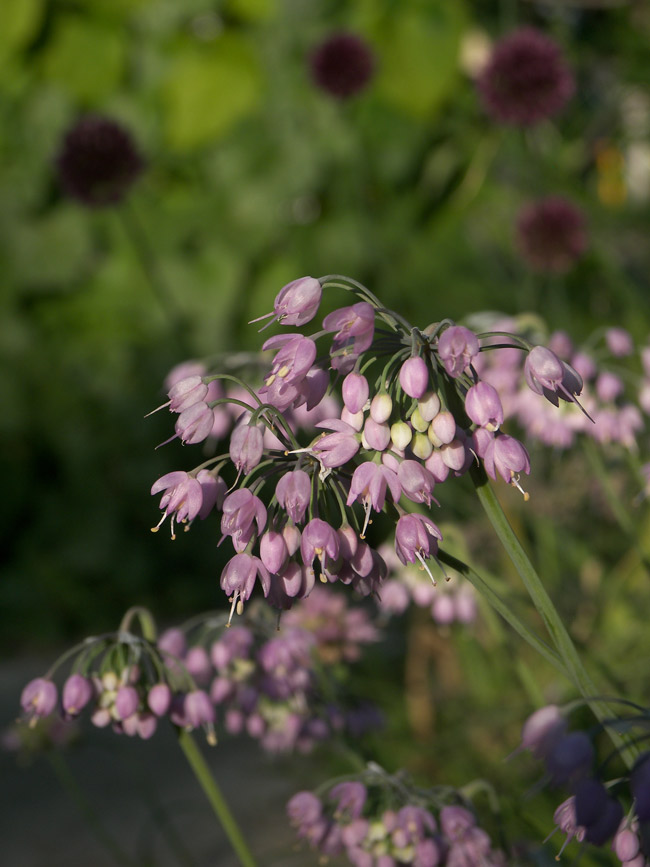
[
  {"left": 510, "top": 473, "right": 530, "bottom": 501},
  {"left": 360, "top": 500, "right": 373, "bottom": 539},
  {"left": 415, "top": 550, "right": 437, "bottom": 586},
  {"left": 151, "top": 512, "right": 167, "bottom": 533}
]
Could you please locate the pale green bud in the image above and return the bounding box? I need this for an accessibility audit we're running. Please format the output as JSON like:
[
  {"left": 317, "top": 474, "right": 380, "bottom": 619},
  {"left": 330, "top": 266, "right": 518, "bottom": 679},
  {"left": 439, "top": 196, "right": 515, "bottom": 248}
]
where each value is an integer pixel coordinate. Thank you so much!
[
  {"left": 390, "top": 421, "right": 413, "bottom": 450},
  {"left": 410, "top": 407, "right": 429, "bottom": 433},
  {"left": 370, "top": 392, "right": 393, "bottom": 424},
  {"left": 411, "top": 432, "right": 433, "bottom": 460}
]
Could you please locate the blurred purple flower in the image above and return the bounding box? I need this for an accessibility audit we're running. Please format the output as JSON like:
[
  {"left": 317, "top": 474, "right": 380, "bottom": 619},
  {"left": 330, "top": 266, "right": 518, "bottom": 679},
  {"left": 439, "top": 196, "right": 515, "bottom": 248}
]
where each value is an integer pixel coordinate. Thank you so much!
[
  {"left": 516, "top": 197, "right": 587, "bottom": 274},
  {"left": 56, "top": 115, "right": 144, "bottom": 206},
  {"left": 477, "top": 28, "right": 574, "bottom": 127},
  {"left": 310, "top": 33, "right": 375, "bottom": 99}
]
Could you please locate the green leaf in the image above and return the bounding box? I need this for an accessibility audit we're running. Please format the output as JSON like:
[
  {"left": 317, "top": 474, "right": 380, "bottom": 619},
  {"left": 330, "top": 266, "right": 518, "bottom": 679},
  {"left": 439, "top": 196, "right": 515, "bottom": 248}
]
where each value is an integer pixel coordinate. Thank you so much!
[
  {"left": 0, "top": 0, "right": 43, "bottom": 56},
  {"left": 41, "top": 16, "right": 125, "bottom": 103},
  {"left": 360, "top": 0, "right": 466, "bottom": 119},
  {"left": 163, "top": 35, "right": 263, "bottom": 151}
]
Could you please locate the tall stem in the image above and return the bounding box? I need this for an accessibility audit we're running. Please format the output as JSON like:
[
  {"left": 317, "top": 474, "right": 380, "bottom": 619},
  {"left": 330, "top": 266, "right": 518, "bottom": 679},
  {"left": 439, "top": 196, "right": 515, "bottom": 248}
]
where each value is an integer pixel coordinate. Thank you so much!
[
  {"left": 177, "top": 730, "right": 258, "bottom": 867},
  {"left": 470, "top": 465, "right": 638, "bottom": 767}
]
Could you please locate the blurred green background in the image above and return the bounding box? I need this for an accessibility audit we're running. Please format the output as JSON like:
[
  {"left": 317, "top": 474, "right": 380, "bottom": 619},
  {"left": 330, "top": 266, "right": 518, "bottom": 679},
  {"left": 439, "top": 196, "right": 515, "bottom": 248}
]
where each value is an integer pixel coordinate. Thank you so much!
[{"left": 1, "top": 0, "right": 649, "bottom": 655}]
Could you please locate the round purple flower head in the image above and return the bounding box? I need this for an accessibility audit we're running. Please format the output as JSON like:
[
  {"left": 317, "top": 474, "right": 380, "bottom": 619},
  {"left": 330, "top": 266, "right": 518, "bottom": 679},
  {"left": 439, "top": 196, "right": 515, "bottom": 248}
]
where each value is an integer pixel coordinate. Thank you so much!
[
  {"left": 310, "top": 32, "right": 375, "bottom": 99},
  {"left": 516, "top": 197, "right": 587, "bottom": 274},
  {"left": 477, "top": 28, "right": 574, "bottom": 127},
  {"left": 56, "top": 115, "right": 144, "bottom": 207}
]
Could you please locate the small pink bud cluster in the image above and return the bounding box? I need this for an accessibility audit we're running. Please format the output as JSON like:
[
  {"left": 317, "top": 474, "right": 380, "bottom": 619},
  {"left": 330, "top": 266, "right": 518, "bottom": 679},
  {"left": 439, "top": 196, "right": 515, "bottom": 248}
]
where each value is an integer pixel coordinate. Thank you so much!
[
  {"left": 475, "top": 322, "right": 646, "bottom": 452},
  {"left": 19, "top": 599, "right": 380, "bottom": 754},
  {"left": 517, "top": 706, "right": 650, "bottom": 860},
  {"left": 377, "top": 544, "right": 477, "bottom": 625},
  {"left": 287, "top": 769, "right": 506, "bottom": 865}
]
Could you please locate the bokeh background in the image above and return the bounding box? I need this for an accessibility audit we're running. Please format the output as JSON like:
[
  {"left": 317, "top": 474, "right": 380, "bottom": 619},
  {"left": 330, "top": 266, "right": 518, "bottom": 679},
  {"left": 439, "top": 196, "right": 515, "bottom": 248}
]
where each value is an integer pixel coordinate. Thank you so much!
[{"left": 2, "top": 0, "right": 650, "bottom": 864}]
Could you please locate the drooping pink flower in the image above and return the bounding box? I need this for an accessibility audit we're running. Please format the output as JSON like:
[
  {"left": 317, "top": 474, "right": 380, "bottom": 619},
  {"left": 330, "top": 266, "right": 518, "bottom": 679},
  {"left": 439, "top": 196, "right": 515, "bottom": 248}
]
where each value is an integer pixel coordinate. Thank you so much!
[
  {"left": 301, "top": 519, "right": 340, "bottom": 571},
  {"left": 465, "top": 382, "right": 504, "bottom": 431},
  {"left": 347, "top": 462, "right": 401, "bottom": 536},
  {"left": 397, "top": 460, "right": 436, "bottom": 506},
  {"left": 524, "top": 346, "right": 587, "bottom": 412},
  {"left": 220, "top": 489, "right": 267, "bottom": 551},
  {"left": 251, "top": 277, "right": 322, "bottom": 329},
  {"left": 259, "top": 334, "right": 317, "bottom": 410},
  {"left": 605, "top": 327, "right": 634, "bottom": 357},
  {"left": 323, "top": 302, "right": 375, "bottom": 373},
  {"left": 151, "top": 471, "right": 204, "bottom": 538},
  {"left": 438, "top": 326, "right": 480, "bottom": 378},
  {"left": 21, "top": 678, "right": 58, "bottom": 722},
  {"left": 220, "top": 553, "right": 271, "bottom": 619},
  {"left": 395, "top": 514, "right": 442, "bottom": 575},
  {"left": 229, "top": 423, "right": 264, "bottom": 474},
  {"left": 62, "top": 674, "right": 94, "bottom": 717},
  {"left": 313, "top": 419, "right": 360, "bottom": 467},
  {"left": 483, "top": 434, "right": 530, "bottom": 496},
  {"left": 174, "top": 402, "right": 215, "bottom": 445},
  {"left": 276, "top": 469, "right": 311, "bottom": 523}
]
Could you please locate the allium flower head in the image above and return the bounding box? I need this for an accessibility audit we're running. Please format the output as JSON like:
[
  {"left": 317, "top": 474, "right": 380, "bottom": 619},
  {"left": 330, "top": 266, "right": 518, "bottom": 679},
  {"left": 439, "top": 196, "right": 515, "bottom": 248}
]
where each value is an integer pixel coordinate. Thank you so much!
[
  {"left": 516, "top": 196, "right": 587, "bottom": 274},
  {"left": 310, "top": 32, "right": 375, "bottom": 99},
  {"left": 56, "top": 115, "right": 144, "bottom": 207},
  {"left": 477, "top": 27, "right": 574, "bottom": 127}
]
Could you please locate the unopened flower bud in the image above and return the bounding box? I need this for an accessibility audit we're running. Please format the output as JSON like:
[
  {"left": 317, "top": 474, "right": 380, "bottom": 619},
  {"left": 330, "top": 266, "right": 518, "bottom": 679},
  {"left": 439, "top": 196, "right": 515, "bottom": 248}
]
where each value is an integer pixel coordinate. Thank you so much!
[
  {"left": 411, "top": 432, "right": 433, "bottom": 460},
  {"left": 148, "top": 683, "right": 172, "bottom": 717},
  {"left": 428, "top": 411, "right": 456, "bottom": 446},
  {"left": 362, "top": 418, "right": 391, "bottom": 451},
  {"left": 185, "top": 646, "right": 211, "bottom": 684},
  {"left": 399, "top": 357, "right": 429, "bottom": 399},
  {"left": 390, "top": 421, "right": 413, "bottom": 450},
  {"left": 465, "top": 382, "right": 504, "bottom": 431},
  {"left": 341, "top": 407, "right": 365, "bottom": 431},
  {"left": 62, "top": 674, "right": 94, "bottom": 717},
  {"left": 342, "top": 372, "right": 369, "bottom": 413},
  {"left": 229, "top": 424, "right": 264, "bottom": 474},
  {"left": 410, "top": 407, "right": 429, "bottom": 433},
  {"left": 115, "top": 685, "right": 139, "bottom": 720},
  {"left": 260, "top": 530, "right": 289, "bottom": 574},
  {"left": 370, "top": 392, "right": 392, "bottom": 424},
  {"left": 441, "top": 438, "right": 467, "bottom": 471},
  {"left": 418, "top": 391, "right": 441, "bottom": 422}
]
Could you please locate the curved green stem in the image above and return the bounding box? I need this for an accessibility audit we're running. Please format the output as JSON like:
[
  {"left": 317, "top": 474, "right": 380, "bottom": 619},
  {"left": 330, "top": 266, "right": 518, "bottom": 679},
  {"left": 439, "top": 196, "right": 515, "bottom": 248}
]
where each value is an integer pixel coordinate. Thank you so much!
[
  {"left": 470, "top": 464, "right": 638, "bottom": 767},
  {"left": 177, "top": 729, "right": 257, "bottom": 867}
]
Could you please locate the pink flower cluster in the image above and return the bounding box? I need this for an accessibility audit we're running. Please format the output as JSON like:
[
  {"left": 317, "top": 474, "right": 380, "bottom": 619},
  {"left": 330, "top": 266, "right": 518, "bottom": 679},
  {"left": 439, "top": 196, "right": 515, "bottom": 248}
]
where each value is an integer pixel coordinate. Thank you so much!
[
  {"left": 149, "top": 274, "right": 592, "bottom": 617},
  {"left": 476, "top": 322, "right": 645, "bottom": 451},
  {"left": 287, "top": 771, "right": 506, "bottom": 865},
  {"left": 518, "top": 705, "right": 650, "bottom": 862},
  {"left": 377, "top": 544, "right": 477, "bottom": 626},
  {"left": 19, "top": 596, "right": 380, "bottom": 754}
]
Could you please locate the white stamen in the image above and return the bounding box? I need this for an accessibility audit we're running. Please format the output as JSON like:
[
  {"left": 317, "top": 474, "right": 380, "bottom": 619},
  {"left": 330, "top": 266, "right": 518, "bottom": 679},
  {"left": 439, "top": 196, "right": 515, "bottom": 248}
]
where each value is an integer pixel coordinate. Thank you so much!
[{"left": 415, "top": 550, "right": 437, "bottom": 586}]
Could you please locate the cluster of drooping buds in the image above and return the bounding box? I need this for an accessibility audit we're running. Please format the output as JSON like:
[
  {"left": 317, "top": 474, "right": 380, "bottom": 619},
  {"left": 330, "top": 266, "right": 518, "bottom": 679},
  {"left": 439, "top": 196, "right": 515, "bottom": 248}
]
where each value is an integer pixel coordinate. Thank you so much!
[
  {"left": 18, "top": 600, "right": 380, "bottom": 754},
  {"left": 287, "top": 764, "right": 506, "bottom": 865},
  {"left": 149, "top": 275, "right": 589, "bottom": 618},
  {"left": 517, "top": 704, "right": 650, "bottom": 863},
  {"left": 376, "top": 543, "right": 477, "bottom": 626},
  {"left": 475, "top": 319, "right": 646, "bottom": 452}
]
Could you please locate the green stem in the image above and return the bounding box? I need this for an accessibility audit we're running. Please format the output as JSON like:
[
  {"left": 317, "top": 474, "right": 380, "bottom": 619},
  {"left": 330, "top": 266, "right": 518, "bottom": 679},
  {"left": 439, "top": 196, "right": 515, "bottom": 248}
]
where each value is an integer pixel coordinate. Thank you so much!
[
  {"left": 470, "top": 464, "right": 638, "bottom": 767},
  {"left": 47, "top": 751, "right": 138, "bottom": 867},
  {"left": 177, "top": 729, "right": 257, "bottom": 867}
]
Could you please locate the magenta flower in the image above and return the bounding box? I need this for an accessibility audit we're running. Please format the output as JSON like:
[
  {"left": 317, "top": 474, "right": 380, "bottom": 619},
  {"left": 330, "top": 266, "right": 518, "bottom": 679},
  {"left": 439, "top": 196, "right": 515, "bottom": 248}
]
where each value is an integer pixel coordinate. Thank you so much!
[
  {"left": 393, "top": 806, "right": 437, "bottom": 846},
  {"left": 517, "top": 197, "right": 586, "bottom": 274},
  {"left": 147, "top": 684, "right": 172, "bottom": 717},
  {"left": 259, "top": 530, "right": 289, "bottom": 574},
  {"left": 465, "top": 382, "right": 504, "bottom": 431},
  {"left": 259, "top": 334, "right": 317, "bottom": 410},
  {"left": 229, "top": 423, "right": 264, "bottom": 474},
  {"left": 115, "top": 685, "right": 139, "bottom": 721},
  {"left": 399, "top": 357, "right": 429, "bottom": 399},
  {"left": 524, "top": 345, "right": 587, "bottom": 411},
  {"left": 62, "top": 674, "right": 94, "bottom": 717},
  {"left": 483, "top": 434, "right": 530, "bottom": 495},
  {"left": 276, "top": 469, "right": 311, "bottom": 523},
  {"left": 397, "top": 460, "right": 436, "bottom": 506},
  {"left": 437, "top": 326, "right": 480, "bottom": 378},
  {"left": 21, "top": 678, "right": 58, "bottom": 722},
  {"left": 220, "top": 488, "right": 267, "bottom": 552},
  {"left": 323, "top": 302, "right": 375, "bottom": 373},
  {"left": 251, "top": 276, "right": 322, "bottom": 329},
  {"left": 310, "top": 32, "right": 375, "bottom": 99},
  {"left": 395, "top": 514, "right": 442, "bottom": 572},
  {"left": 329, "top": 782, "right": 367, "bottom": 821},
  {"left": 605, "top": 326, "right": 634, "bottom": 357},
  {"left": 301, "top": 519, "right": 340, "bottom": 571},
  {"left": 313, "top": 419, "right": 360, "bottom": 467},
  {"left": 174, "top": 402, "right": 215, "bottom": 445},
  {"left": 347, "top": 462, "right": 401, "bottom": 536},
  {"left": 477, "top": 27, "right": 574, "bottom": 127},
  {"left": 151, "top": 471, "right": 205, "bottom": 538},
  {"left": 342, "top": 372, "right": 369, "bottom": 413},
  {"left": 183, "top": 690, "right": 216, "bottom": 728},
  {"left": 220, "top": 553, "right": 271, "bottom": 619}
]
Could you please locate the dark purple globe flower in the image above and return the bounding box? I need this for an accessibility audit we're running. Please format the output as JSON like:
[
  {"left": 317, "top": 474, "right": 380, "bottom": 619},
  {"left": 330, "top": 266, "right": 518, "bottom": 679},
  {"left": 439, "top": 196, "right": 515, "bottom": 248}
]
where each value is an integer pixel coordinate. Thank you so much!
[
  {"left": 56, "top": 115, "right": 144, "bottom": 207},
  {"left": 516, "top": 196, "right": 587, "bottom": 274},
  {"left": 477, "top": 27, "right": 574, "bottom": 127},
  {"left": 309, "top": 32, "right": 375, "bottom": 99}
]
